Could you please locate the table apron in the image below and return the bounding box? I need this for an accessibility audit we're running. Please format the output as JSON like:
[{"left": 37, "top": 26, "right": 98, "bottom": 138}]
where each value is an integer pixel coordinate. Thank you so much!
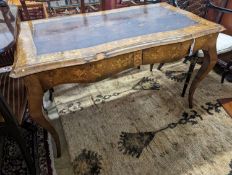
[
  {"left": 143, "top": 34, "right": 214, "bottom": 64},
  {"left": 29, "top": 33, "right": 218, "bottom": 90}
]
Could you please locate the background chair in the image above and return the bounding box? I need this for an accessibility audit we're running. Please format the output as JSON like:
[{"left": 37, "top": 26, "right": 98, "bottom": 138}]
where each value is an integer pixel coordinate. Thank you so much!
[
  {"left": 115, "top": 0, "right": 161, "bottom": 8},
  {"left": 0, "top": 4, "right": 17, "bottom": 68},
  {"left": 19, "top": 0, "right": 48, "bottom": 21},
  {"left": 48, "top": 0, "right": 101, "bottom": 16},
  {"left": 0, "top": 73, "right": 36, "bottom": 175},
  {"left": 198, "top": 32, "right": 232, "bottom": 83},
  {"left": 0, "top": 5, "right": 35, "bottom": 174},
  {"left": 99, "top": 0, "right": 161, "bottom": 10},
  {"left": 155, "top": 0, "right": 232, "bottom": 97}
]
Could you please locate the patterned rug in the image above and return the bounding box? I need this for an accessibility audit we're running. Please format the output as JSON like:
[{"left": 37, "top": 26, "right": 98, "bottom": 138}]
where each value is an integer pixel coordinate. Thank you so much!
[
  {"left": 54, "top": 61, "right": 232, "bottom": 175},
  {"left": 0, "top": 114, "right": 54, "bottom": 175}
]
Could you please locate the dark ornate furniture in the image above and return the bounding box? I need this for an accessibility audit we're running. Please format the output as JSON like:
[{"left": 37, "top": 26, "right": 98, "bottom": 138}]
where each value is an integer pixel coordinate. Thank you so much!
[
  {"left": 19, "top": 0, "right": 48, "bottom": 21},
  {"left": 0, "top": 73, "right": 35, "bottom": 175},
  {"left": 48, "top": 0, "right": 101, "bottom": 16},
  {"left": 155, "top": 0, "right": 232, "bottom": 97},
  {"left": 220, "top": 60, "right": 232, "bottom": 83},
  {"left": 48, "top": 0, "right": 160, "bottom": 16},
  {"left": 10, "top": 3, "right": 223, "bottom": 157},
  {"left": 0, "top": 3, "right": 35, "bottom": 174},
  {"left": 0, "top": 4, "right": 18, "bottom": 68},
  {"left": 115, "top": 0, "right": 160, "bottom": 7}
]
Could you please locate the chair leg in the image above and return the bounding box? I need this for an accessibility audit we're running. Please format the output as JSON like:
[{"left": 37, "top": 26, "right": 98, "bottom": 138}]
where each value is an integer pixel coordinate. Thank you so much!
[
  {"left": 221, "top": 61, "right": 232, "bottom": 84},
  {"left": 221, "top": 71, "right": 228, "bottom": 84},
  {"left": 181, "top": 57, "right": 197, "bottom": 97},
  {"left": 183, "top": 57, "right": 189, "bottom": 64},
  {"left": 157, "top": 63, "right": 165, "bottom": 70},
  {"left": 150, "top": 64, "right": 154, "bottom": 72},
  {"left": 0, "top": 95, "right": 36, "bottom": 174},
  {"left": 11, "top": 127, "right": 36, "bottom": 175}
]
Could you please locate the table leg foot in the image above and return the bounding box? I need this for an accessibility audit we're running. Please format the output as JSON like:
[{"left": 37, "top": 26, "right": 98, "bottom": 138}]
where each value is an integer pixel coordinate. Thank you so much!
[
  {"left": 188, "top": 45, "right": 217, "bottom": 108},
  {"left": 25, "top": 76, "right": 61, "bottom": 157}
]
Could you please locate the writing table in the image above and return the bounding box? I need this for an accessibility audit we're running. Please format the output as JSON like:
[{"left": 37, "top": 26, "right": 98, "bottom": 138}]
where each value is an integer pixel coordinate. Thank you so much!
[{"left": 11, "top": 3, "right": 224, "bottom": 156}]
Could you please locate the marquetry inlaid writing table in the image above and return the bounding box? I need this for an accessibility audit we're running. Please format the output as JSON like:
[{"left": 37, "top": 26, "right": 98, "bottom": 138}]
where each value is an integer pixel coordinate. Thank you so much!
[{"left": 10, "top": 3, "right": 224, "bottom": 157}]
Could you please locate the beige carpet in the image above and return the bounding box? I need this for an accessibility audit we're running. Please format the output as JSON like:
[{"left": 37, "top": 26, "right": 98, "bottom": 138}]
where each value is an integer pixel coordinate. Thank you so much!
[{"left": 54, "top": 62, "right": 232, "bottom": 175}]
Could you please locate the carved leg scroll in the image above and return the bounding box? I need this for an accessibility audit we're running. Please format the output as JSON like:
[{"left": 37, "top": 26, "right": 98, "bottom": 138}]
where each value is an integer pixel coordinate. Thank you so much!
[
  {"left": 24, "top": 75, "right": 61, "bottom": 157},
  {"left": 188, "top": 43, "right": 218, "bottom": 108}
]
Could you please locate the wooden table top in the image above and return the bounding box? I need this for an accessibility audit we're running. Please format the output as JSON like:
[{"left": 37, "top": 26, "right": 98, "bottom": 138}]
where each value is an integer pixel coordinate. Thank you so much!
[
  {"left": 11, "top": 2, "right": 224, "bottom": 78},
  {"left": 0, "top": 5, "right": 18, "bottom": 53}
]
